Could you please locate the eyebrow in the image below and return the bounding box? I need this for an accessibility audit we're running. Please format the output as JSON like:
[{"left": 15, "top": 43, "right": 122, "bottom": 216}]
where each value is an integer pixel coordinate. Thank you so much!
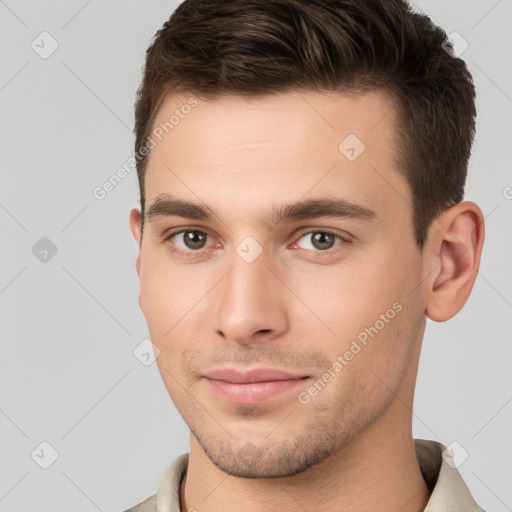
[{"left": 145, "top": 193, "right": 378, "bottom": 226}]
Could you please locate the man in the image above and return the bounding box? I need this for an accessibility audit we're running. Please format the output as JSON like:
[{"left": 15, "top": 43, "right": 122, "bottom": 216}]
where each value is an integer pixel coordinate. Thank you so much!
[{"left": 126, "top": 0, "right": 486, "bottom": 510}]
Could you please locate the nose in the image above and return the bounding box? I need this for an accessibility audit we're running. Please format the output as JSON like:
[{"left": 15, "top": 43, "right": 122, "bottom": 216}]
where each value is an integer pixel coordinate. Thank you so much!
[{"left": 212, "top": 250, "right": 289, "bottom": 345}]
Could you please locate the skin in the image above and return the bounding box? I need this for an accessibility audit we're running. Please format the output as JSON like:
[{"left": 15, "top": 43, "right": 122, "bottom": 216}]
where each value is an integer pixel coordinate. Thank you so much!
[{"left": 129, "top": 89, "right": 484, "bottom": 512}]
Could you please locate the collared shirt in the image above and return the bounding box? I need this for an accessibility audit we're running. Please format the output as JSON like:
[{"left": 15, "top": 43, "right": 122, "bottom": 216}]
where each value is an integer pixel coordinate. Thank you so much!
[{"left": 125, "top": 439, "right": 485, "bottom": 512}]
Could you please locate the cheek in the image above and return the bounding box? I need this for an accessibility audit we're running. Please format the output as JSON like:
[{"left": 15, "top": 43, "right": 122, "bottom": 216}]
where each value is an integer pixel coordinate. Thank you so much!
[
  {"left": 289, "top": 248, "right": 422, "bottom": 369},
  {"left": 139, "top": 260, "right": 207, "bottom": 375},
  {"left": 139, "top": 276, "right": 170, "bottom": 339},
  {"left": 138, "top": 255, "right": 201, "bottom": 336},
  {"left": 288, "top": 260, "right": 397, "bottom": 341},
  {"left": 310, "top": 303, "right": 416, "bottom": 421}
]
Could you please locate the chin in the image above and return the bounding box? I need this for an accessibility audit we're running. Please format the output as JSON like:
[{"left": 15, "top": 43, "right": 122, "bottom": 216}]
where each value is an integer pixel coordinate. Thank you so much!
[{"left": 195, "top": 429, "right": 343, "bottom": 479}]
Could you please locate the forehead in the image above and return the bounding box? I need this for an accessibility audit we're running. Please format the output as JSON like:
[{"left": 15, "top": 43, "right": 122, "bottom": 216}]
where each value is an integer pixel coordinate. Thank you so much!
[
  {"left": 143, "top": 89, "right": 408, "bottom": 223},
  {"left": 150, "top": 88, "right": 397, "bottom": 151}
]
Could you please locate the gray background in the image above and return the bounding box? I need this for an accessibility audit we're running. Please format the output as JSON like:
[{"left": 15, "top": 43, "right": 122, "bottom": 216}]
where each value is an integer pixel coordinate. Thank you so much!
[{"left": 0, "top": 1, "right": 511, "bottom": 511}]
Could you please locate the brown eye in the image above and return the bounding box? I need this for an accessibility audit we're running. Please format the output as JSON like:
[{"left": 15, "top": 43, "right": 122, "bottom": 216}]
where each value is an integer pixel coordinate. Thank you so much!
[
  {"left": 167, "top": 229, "right": 211, "bottom": 252},
  {"left": 296, "top": 231, "right": 344, "bottom": 251},
  {"left": 311, "top": 232, "right": 336, "bottom": 250},
  {"left": 182, "top": 230, "right": 208, "bottom": 249}
]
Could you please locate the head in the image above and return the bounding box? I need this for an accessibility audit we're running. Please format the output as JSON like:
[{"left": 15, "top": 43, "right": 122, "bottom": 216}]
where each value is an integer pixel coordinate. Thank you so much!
[{"left": 129, "top": 0, "right": 484, "bottom": 478}]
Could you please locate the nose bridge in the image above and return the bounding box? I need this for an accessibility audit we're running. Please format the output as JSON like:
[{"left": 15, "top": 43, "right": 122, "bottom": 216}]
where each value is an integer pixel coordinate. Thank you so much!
[{"left": 212, "top": 247, "right": 288, "bottom": 343}]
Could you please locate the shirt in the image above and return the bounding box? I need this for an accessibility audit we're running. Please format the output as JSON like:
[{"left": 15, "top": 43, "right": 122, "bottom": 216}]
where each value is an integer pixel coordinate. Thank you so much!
[{"left": 124, "top": 439, "right": 485, "bottom": 512}]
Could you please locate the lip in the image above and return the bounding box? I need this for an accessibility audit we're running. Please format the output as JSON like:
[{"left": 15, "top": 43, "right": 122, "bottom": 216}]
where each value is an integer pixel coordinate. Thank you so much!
[{"left": 203, "top": 368, "right": 310, "bottom": 404}]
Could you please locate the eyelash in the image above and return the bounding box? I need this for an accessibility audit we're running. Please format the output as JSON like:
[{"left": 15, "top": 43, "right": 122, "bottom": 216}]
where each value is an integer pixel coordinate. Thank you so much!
[{"left": 163, "top": 228, "right": 349, "bottom": 259}]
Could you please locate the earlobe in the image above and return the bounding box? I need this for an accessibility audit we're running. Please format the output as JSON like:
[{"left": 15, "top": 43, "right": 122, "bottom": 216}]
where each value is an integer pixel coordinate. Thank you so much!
[{"left": 425, "top": 201, "right": 485, "bottom": 322}]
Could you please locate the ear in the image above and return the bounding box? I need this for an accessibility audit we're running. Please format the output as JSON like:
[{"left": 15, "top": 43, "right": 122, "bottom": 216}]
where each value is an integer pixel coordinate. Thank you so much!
[
  {"left": 129, "top": 207, "right": 143, "bottom": 278},
  {"left": 424, "top": 201, "right": 485, "bottom": 322}
]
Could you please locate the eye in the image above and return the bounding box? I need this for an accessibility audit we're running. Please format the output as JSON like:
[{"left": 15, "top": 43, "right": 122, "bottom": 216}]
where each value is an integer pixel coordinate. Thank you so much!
[
  {"left": 168, "top": 229, "right": 212, "bottom": 251},
  {"left": 295, "top": 230, "right": 345, "bottom": 251}
]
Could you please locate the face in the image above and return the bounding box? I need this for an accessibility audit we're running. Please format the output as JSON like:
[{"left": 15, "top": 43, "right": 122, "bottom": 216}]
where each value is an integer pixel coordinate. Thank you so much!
[{"left": 130, "top": 89, "right": 428, "bottom": 478}]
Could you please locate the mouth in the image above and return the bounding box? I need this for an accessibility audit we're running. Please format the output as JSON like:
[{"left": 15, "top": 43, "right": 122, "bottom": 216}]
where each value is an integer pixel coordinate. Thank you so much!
[{"left": 203, "top": 368, "right": 310, "bottom": 404}]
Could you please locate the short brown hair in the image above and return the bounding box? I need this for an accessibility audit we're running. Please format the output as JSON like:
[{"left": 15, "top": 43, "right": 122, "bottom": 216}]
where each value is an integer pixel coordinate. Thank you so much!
[{"left": 134, "top": 0, "right": 476, "bottom": 249}]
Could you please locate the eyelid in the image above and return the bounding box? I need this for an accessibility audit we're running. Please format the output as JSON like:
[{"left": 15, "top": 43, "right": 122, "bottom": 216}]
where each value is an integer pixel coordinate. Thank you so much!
[
  {"left": 292, "top": 227, "right": 352, "bottom": 243},
  {"left": 163, "top": 225, "right": 211, "bottom": 240}
]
